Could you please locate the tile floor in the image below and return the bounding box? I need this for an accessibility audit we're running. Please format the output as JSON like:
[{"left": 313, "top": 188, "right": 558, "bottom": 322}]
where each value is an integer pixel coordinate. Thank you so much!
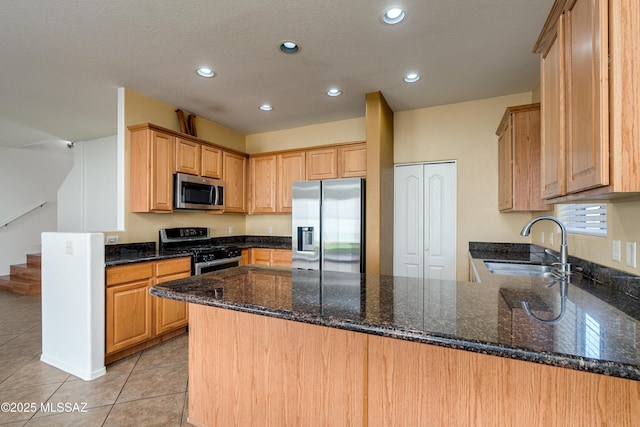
[{"left": 0, "top": 290, "right": 192, "bottom": 426}]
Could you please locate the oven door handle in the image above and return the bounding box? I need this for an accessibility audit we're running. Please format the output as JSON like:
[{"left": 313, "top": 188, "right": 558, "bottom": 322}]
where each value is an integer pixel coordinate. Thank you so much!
[{"left": 194, "top": 256, "right": 242, "bottom": 275}]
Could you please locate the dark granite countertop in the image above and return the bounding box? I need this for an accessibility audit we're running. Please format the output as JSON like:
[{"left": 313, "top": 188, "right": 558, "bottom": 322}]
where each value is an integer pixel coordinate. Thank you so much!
[
  {"left": 151, "top": 256, "right": 640, "bottom": 381},
  {"left": 104, "top": 236, "right": 292, "bottom": 267}
]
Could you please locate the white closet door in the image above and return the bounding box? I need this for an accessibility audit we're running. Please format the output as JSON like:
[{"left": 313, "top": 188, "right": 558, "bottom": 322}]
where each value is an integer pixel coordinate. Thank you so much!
[
  {"left": 394, "top": 162, "right": 457, "bottom": 281},
  {"left": 423, "top": 162, "right": 457, "bottom": 281},
  {"left": 393, "top": 164, "right": 424, "bottom": 278}
]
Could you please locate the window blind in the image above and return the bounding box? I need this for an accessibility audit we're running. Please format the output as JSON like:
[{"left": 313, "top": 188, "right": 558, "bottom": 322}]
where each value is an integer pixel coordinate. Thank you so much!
[{"left": 557, "top": 203, "right": 607, "bottom": 236}]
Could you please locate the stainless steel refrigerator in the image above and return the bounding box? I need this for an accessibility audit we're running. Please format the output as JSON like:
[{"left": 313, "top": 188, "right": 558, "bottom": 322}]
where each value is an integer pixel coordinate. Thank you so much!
[{"left": 292, "top": 178, "right": 365, "bottom": 273}]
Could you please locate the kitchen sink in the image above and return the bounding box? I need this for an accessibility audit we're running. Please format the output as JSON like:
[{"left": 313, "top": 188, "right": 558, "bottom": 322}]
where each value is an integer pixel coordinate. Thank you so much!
[{"left": 484, "top": 261, "right": 555, "bottom": 278}]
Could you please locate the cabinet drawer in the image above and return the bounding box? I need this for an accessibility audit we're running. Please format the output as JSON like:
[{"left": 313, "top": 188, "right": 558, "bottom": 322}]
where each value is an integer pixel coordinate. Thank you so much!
[
  {"left": 106, "top": 263, "right": 153, "bottom": 287},
  {"left": 156, "top": 257, "right": 192, "bottom": 277}
]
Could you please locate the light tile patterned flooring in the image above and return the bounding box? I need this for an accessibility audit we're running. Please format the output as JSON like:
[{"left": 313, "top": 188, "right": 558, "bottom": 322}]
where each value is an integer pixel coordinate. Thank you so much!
[{"left": 0, "top": 290, "right": 192, "bottom": 426}]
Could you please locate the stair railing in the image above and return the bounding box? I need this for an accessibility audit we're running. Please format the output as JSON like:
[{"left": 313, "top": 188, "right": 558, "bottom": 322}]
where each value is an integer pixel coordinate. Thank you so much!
[{"left": 1, "top": 202, "right": 49, "bottom": 228}]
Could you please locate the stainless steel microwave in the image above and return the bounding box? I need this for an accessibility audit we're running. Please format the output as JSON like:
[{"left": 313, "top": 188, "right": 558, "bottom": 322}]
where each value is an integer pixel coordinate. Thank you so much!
[{"left": 174, "top": 173, "right": 225, "bottom": 210}]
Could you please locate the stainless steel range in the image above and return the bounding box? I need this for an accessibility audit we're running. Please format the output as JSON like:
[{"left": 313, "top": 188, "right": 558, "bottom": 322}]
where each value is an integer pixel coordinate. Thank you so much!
[{"left": 159, "top": 227, "right": 242, "bottom": 275}]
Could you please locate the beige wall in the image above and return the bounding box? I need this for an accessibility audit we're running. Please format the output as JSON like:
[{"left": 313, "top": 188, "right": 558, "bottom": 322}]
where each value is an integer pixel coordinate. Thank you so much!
[
  {"left": 394, "top": 93, "right": 536, "bottom": 280},
  {"left": 109, "top": 89, "right": 247, "bottom": 244}
]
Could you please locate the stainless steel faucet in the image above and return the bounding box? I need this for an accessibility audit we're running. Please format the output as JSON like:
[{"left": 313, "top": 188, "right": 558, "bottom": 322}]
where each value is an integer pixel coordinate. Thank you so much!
[{"left": 520, "top": 215, "right": 571, "bottom": 278}]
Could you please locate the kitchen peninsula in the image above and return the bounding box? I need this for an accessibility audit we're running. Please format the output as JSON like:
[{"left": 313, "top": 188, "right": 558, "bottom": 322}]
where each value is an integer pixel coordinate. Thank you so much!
[{"left": 151, "top": 265, "right": 640, "bottom": 426}]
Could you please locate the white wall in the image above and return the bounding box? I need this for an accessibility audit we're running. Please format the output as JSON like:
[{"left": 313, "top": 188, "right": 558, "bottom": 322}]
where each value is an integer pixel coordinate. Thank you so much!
[
  {"left": 0, "top": 145, "right": 73, "bottom": 275},
  {"left": 58, "top": 135, "right": 119, "bottom": 232}
]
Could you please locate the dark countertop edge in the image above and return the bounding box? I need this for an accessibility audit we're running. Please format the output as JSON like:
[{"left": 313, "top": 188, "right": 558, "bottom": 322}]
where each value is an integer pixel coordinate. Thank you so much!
[
  {"left": 149, "top": 285, "right": 640, "bottom": 382},
  {"left": 105, "top": 252, "right": 191, "bottom": 267}
]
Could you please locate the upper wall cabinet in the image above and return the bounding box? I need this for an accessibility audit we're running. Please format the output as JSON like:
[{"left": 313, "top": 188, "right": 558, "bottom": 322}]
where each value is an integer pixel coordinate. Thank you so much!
[
  {"left": 130, "top": 127, "right": 174, "bottom": 212},
  {"left": 496, "top": 103, "right": 550, "bottom": 212},
  {"left": 129, "top": 123, "right": 247, "bottom": 213},
  {"left": 535, "top": 0, "right": 640, "bottom": 202},
  {"left": 306, "top": 148, "right": 338, "bottom": 180},
  {"left": 223, "top": 151, "right": 247, "bottom": 213},
  {"left": 338, "top": 144, "right": 367, "bottom": 178},
  {"left": 248, "top": 143, "right": 365, "bottom": 214}
]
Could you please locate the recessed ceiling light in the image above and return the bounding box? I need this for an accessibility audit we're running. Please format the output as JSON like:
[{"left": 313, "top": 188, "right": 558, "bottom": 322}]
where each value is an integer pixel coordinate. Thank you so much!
[
  {"left": 327, "top": 88, "right": 342, "bottom": 97},
  {"left": 279, "top": 41, "right": 300, "bottom": 54},
  {"left": 196, "top": 67, "right": 215, "bottom": 78},
  {"left": 404, "top": 73, "right": 420, "bottom": 83},
  {"left": 259, "top": 104, "right": 273, "bottom": 111},
  {"left": 382, "top": 7, "right": 405, "bottom": 24}
]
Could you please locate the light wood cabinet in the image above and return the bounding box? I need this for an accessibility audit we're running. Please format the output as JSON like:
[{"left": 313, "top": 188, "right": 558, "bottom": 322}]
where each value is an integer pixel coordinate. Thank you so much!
[
  {"left": 130, "top": 128, "right": 174, "bottom": 212},
  {"left": 240, "top": 249, "right": 250, "bottom": 266},
  {"left": 249, "top": 155, "right": 278, "bottom": 213},
  {"left": 201, "top": 145, "right": 222, "bottom": 179},
  {"left": 248, "top": 248, "right": 292, "bottom": 267},
  {"left": 223, "top": 151, "right": 247, "bottom": 213},
  {"left": 535, "top": 0, "right": 640, "bottom": 202},
  {"left": 496, "top": 103, "right": 550, "bottom": 211},
  {"left": 249, "top": 151, "right": 306, "bottom": 214},
  {"left": 105, "top": 263, "right": 154, "bottom": 354},
  {"left": 130, "top": 123, "right": 247, "bottom": 213},
  {"left": 306, "top": 148, "right": 338, "bottom": 180},
  {"left": 338, "top": 143, "right": 367, "bottom": 178},
  {"left": 174, "top": 137, "right": 200, "bottom": 176},
  {"left": 277, "top": 151, "right": 305, "bottom": 212},
  {"left": 154, "top": 258, "right": 190, "bottom": 335},
  {"left": 105, "top": 257, "right": 190, "bottom": 362}
]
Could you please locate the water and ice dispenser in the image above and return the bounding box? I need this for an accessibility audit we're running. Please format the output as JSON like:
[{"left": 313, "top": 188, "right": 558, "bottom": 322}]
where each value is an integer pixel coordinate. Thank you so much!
[{"left": 297, "top": 226, "right": 315, "bottom": 252}]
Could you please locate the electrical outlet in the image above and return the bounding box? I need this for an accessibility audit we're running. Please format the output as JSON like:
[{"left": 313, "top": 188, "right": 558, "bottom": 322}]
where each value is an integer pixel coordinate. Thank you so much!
[
  {"left": 626, "top": 242, "right": 637, "bottom": 268},
  {"left": 613, "top": 240, "right": 621, "bottom": 262},
  {"left": 268, "top": 227, "right": 273, "bottom": 235},
  {"left": 228, "top": 226, "right": 233, "bottom": 234},
  {"left": 107, "top": 236, "right": 119, "bottom": 244},
  {"left": 65, "top": 240, "right": 74, "bottom": 255}
]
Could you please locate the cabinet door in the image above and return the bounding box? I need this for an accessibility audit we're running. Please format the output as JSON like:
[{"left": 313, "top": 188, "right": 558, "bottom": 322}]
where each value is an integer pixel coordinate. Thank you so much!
[
  {"left": 250, "top": 248, "right": 272, "bottom": 265},
  {"left": 175, "top": 138, "right": 200, "bottom": 175},
  {"left": 240, "top": 249, "right": 250, "bottom": 266},
  {"left": 497, "top": 120, "right": 513, "bottom": 211},
  {"left": 154, "top": 271, "right": 190, "bottom": 334},
  {"left": 564, "top": 0, "right": 609, "bottom": 193},
  {"left": 306, "top": 148, "right": 338, "bottom": 180},
  {"left": 223, "top": 151, "right": 247, "bottom": 213},
  {"left": 106, "top": 280, "right": 153, "bottom": 354},
  {"left": 338, "top": 144, "right": 366, "bottom": 178},
  {"left": 540, "top": 19, "right": 566, "bottom": 199},
  {"left": 271, "top": 249, "right": 292, "bottom": 267},
  {"left": 201, "top": 145, "right": 222, "bottom": 179},
  {"left": 277, "top": 151, "right": 305, "bottom": 213},
  {"left": 150, "top": 131, "right": 174, "bottom": 212},
  {"left": 131, "top": 129, "right": 174, "bottom": 212},
  {"left": 249, "top": 155, "right": 277, "bottom": 214}
]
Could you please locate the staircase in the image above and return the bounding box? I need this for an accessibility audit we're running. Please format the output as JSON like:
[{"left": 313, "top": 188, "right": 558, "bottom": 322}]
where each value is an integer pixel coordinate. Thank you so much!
[{"left": 0, "top": 254, "right": 42, "bottom": 295}]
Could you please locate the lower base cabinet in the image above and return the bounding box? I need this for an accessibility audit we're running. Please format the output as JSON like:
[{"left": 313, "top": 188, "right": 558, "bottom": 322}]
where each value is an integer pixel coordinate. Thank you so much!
[
  {"left": 243, "top": 248, "right": 292, "bottom": 267},
  {"left": 105, "top": 257, "right": 190, "bottom": 364}
]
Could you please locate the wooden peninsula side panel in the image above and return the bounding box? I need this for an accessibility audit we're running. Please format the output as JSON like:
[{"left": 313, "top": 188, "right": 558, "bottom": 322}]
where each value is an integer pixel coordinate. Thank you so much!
[
  {"left": 188, "top": 304, "right": 366, "bottom": 427},
  {"left": 187, "top": 303, "right": 639, "bottom": 426},
  {"left": 367, "top": 336, "right": 640, "bottom": 427}
]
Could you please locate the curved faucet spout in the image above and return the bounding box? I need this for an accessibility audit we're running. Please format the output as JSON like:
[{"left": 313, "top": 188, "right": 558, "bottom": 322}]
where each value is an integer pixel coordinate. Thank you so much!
[{"left": 520, "top": 216, "right": 570, "bottom": 278}]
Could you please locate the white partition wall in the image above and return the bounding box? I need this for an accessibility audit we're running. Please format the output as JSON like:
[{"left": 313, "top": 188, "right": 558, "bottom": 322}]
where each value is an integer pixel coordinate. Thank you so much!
[{"left": 41, "top": 232, "right": 106, "bottom": 381}]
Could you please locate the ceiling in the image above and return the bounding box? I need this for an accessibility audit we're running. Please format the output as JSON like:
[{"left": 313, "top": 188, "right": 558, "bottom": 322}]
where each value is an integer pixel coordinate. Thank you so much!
[{"left": 0, "top": 0, "right": 554, "bottom": 150}]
